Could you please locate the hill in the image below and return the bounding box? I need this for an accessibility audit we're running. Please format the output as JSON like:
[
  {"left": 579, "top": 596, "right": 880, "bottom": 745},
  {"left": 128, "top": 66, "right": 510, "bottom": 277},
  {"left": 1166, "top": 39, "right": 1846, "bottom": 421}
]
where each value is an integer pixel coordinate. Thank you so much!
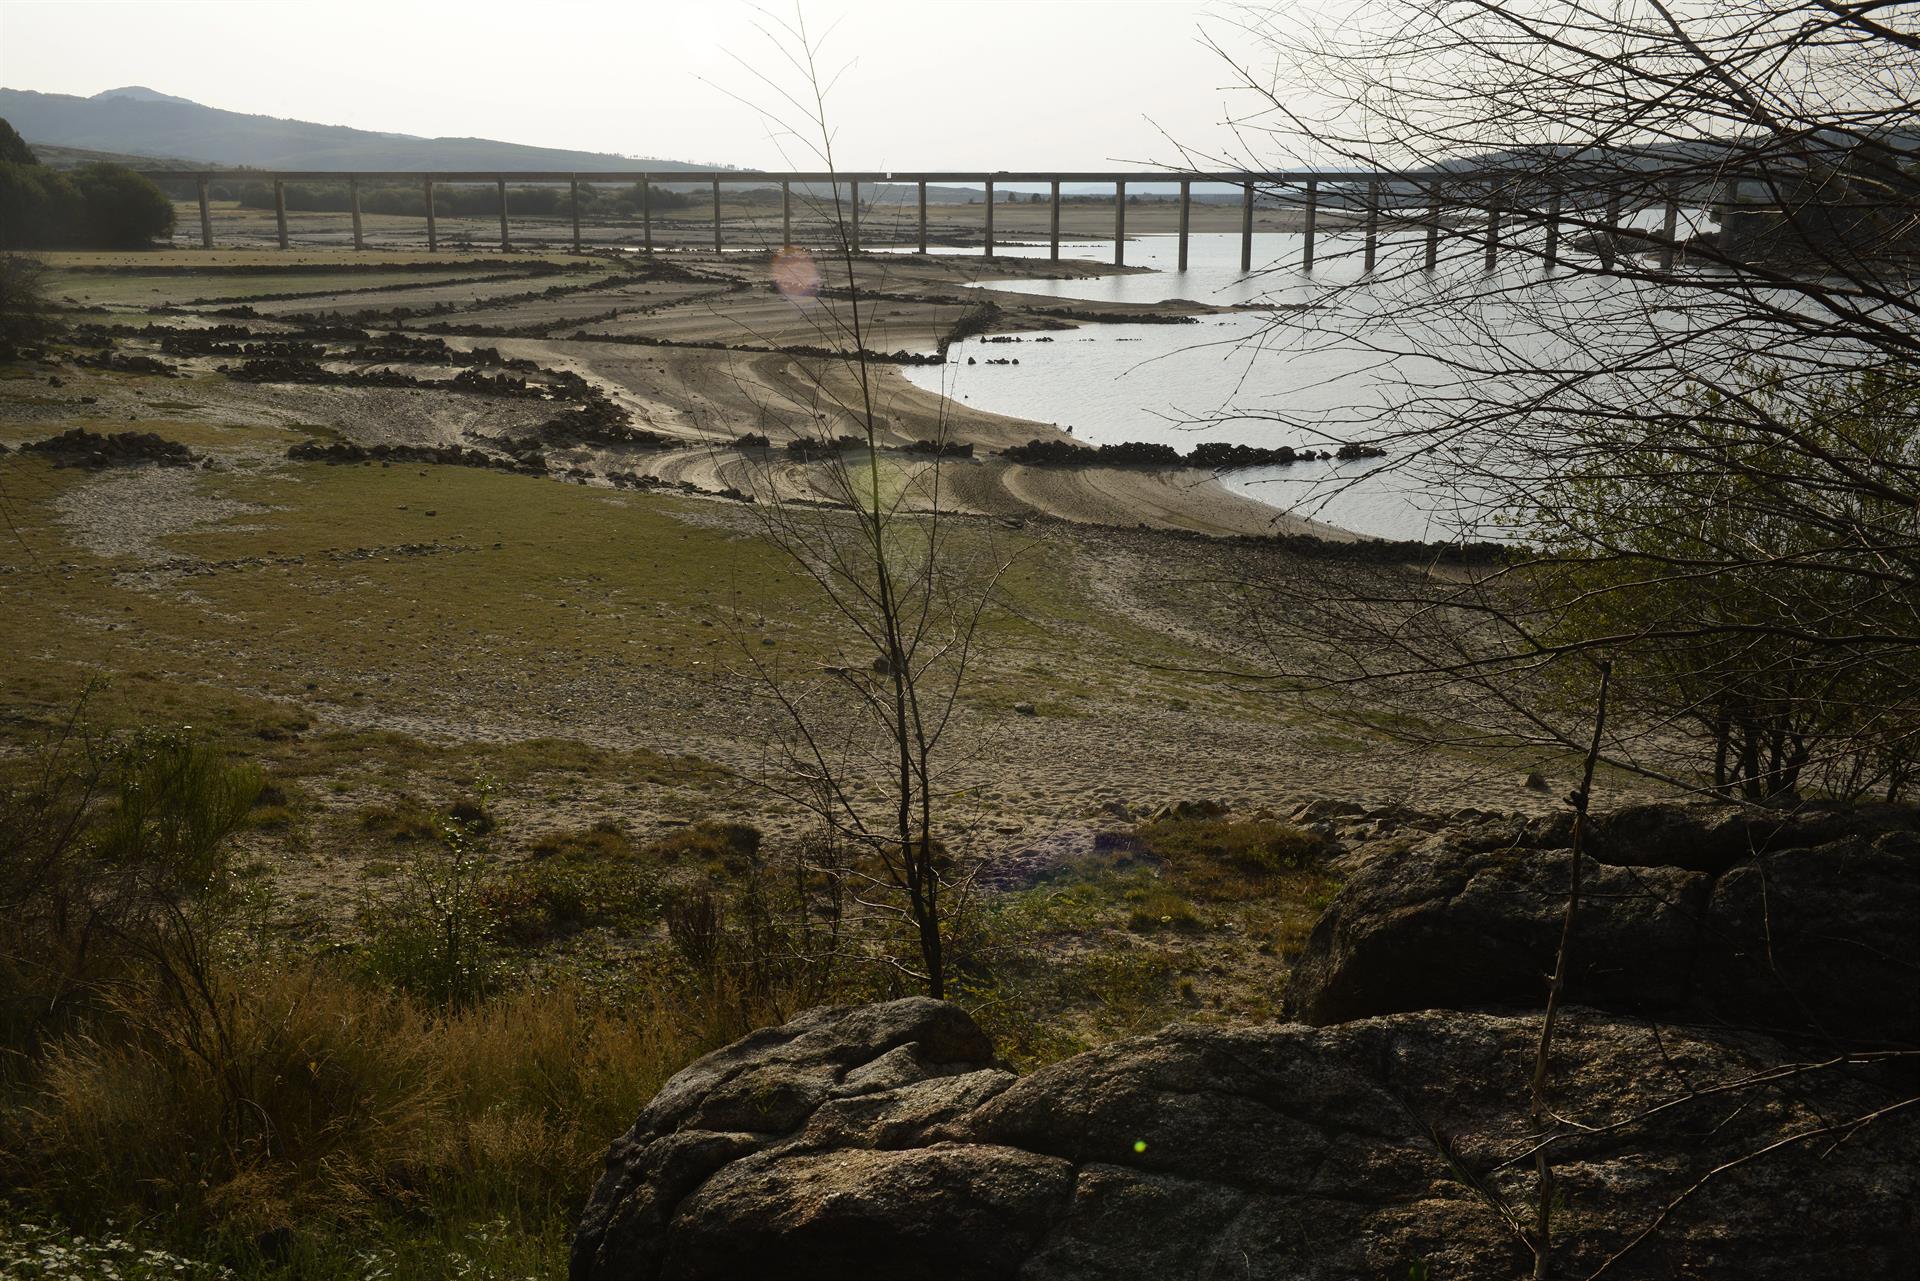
[
  {"left": 28, "top": 141, "right": 210, "bottom": 170},
  {"left": 0, "top": 86, "right": 714, "bottom": 172}
]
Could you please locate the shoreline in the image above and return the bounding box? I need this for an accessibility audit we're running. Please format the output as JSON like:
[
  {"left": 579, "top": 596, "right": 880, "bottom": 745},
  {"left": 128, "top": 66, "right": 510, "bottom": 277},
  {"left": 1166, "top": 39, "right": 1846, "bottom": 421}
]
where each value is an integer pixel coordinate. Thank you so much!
[{"left": 30, "top": 234, "right": 1370, "bottom": 540}]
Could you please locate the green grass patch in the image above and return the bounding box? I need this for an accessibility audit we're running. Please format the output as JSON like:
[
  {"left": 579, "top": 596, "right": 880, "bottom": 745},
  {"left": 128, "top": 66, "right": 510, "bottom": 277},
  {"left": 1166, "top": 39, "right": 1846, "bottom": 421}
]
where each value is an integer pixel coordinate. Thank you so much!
[{"left": 1131, "top": 816, "right": 1331, "bottom": 901}]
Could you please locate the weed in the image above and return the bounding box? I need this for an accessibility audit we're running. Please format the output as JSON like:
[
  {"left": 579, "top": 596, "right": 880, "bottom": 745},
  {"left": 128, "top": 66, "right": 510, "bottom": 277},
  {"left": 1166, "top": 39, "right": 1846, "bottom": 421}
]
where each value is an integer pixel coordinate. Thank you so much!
[
  {"left": 1126, "top": 888, "right": 1204, "bottom": 933},
  {"left": 647, "top": 820, "right": 761, "bottom": 873},
  {"left": 356, "top": 816, "right": 497, "bottom": 1007},
  {"left": 356, "top": 800, "right": 439, "bottom": 843},
  {"left": 1132, "top": 817, "right": 1330, "bottom": 901}
]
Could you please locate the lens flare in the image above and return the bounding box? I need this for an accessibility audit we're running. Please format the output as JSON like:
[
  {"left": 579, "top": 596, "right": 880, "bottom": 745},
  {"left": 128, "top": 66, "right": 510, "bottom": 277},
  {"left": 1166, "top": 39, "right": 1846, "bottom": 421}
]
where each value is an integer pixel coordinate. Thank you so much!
[{"left": 772, "top": 247, "right": 821, "bottom": 300}]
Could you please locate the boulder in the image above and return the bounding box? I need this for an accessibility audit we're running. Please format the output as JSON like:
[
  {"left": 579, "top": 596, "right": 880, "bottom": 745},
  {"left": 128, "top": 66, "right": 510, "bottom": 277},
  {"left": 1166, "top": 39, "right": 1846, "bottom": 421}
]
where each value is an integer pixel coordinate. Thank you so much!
[
  {"left": 572, "top": 998, "right": 1020, "bottom": 1281},
  {"left": 1286, "top": 803, "right": 1920, "bottom": 1046},
  {"left": 1588, "top": 799, "right": 1918, "bottom": 873},
  {"left": 575, "top": 1000, "right": 1920, "bottom": 1280},
  {"left": 1286, "top": 833, "right": 1711, "bottom": 1025},
  {"left": 1693, "top": 830, "right": 1920, "bottom": 1046}
]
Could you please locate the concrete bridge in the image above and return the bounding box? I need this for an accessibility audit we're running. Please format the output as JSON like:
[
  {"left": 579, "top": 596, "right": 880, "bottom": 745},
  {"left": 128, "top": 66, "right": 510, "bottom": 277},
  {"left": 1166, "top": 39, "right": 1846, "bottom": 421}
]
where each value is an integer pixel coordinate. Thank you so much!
[{"left": 139, "top": 167, "right": 1741, "bottom": 273}]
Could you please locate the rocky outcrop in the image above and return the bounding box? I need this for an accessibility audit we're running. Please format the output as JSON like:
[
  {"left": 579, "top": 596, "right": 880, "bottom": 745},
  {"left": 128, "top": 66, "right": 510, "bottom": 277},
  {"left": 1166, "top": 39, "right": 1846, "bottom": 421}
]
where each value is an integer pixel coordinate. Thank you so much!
[
  {"left": 575, "top": 998, "right": 1920, "bottom": 1281},
  {"left": 1284, "top": 802, "right": 1920, "bottom": 1046},
  {"left": 575, "top": 804, "right": 1920, "bottom": 1277}
]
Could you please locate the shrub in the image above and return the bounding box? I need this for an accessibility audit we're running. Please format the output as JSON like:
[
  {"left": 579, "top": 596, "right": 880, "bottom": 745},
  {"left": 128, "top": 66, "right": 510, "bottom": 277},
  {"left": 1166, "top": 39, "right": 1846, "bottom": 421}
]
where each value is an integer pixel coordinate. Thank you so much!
[
  {"left": 0, "top": 118, "right": 33, "bottom": 166},
  {"left": 0, "top": 721, "right": 260, "bottom": 1051},
  {"left": 0, "top": 164, "right": 82, "bottom": 249},
  {"left": 529, "top": 818, "right": 632, "bottom": 862},
  {"left": 0, "top": 254, "right": 62, "bottom": 359},
  {"left": 69, "top": 164, "right": 176, "bottom": 248},
  {"left": 483, "top": 856, "right": 658, "bottom": 946},
  {"left": 356, "top": 817, "right": 498, "bottom": 1007},
  {"left": 0, "top": 155, "right": 173, "bottom": 249}
]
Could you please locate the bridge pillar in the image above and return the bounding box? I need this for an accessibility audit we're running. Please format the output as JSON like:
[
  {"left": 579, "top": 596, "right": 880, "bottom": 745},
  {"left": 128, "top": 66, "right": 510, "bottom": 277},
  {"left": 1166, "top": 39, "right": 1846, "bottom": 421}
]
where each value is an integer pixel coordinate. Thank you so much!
[
  {"left": 498, "top": 178, "right": 511, "bottom": 251},
  {"left": 642, "top": 178, "right": 652, "bottom": 254},
  {"left": 850, "top": 180, "right": 860, "bottom": 251},
  {"left": 1239, "top": 181, "right": 1253, "bottom": 272},
  {"left": 570, "top": 177, "right": 582, "bottom": 253},
  {"left": 197, "top": 178, "right": 212, "bottom": 249},
  {"left": 274, "top": 180, "right": 288, "bottom": 249},
  {"left": 1602, "top": 189, "right": 1622, "bottom": 270},
  {"left": 1177, "top": 179, "right": 1190, "bottom": 270},
  {"left": 1660, "top": 186, "right": 1679, "bottom": 271},
  {"left": 1113, "top": 180, "right": 1126, "bottom": 266},
  {"left": 1543, "top": 189, "right": 1561, "bottom": 270},
  {"left": 984, "top": 179, "right": 994, "bottom": 258},
  {"left": 1720, "top": 179, "right": 1742, "bottom": 258},
  {"left": 1425, "top": 184, "right": 1441, "bottom": 270},
  {"left": 424, "top": 179, "right": 437, "bottom": 252},
  {"left": 712, "top": 179, "right": 723, "bottom": 253},
  {"left": 1049, "top": 179, "right": 1061, "bottom": 260},
  {"left": 1483, "top": 177, "right": 1502, "bottom": 270},
  {"left": 1363, "top": 180, "right": 1380, "bottom": 272},
  {"left": 1302, "top": 179, "right": 1318, "bottom": 269},
  {"left": 782, "top": 181, "right": 791, "bottom": 246},
  {"left": 917, "top": 180, "right": 928, "bottom": 253},
  {"left": 350, "top": 177, "right": 364, "bottom": 250}
]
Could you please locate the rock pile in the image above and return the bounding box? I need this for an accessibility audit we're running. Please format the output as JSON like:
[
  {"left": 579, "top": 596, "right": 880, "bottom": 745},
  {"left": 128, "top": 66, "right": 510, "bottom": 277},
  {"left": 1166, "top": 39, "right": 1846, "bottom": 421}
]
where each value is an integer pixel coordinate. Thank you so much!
[
  {"left": 22, "top": 428, "right": 199, "bottom": 469},
  {"left": 286, "top": 440, "right": 541, "bottom": 473}
]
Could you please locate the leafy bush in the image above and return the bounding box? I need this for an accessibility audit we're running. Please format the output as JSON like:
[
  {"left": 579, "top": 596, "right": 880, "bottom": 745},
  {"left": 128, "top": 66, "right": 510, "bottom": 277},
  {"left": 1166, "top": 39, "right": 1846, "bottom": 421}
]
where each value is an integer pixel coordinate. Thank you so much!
[
  {"left": 0, "top": 163, "right": 82, "bottom": 249},
  {"left": 0, "top": 721, "right": 260, "bottom": 1049},
  {"left": 1535, "top": 368, "right": 1920, "bottom": 801},
  {"left": 0, "top": 149, "right": 174, "bottom": 250},
  {"left": 69, "top": 164, "right": 176, "bottom": 248},
  {"left": 0, "top": 254, "right": 62, "bottom": 359}
]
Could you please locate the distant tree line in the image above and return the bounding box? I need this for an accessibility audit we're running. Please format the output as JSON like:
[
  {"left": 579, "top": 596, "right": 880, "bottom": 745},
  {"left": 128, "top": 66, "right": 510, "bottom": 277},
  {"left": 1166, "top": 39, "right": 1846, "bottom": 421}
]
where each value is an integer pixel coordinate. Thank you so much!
[
  {"left": 229, "top": 180, "right": 703, "bottom": 219},
  {"left": 0, "top": 118, "right": 175, "bottom": 249}
]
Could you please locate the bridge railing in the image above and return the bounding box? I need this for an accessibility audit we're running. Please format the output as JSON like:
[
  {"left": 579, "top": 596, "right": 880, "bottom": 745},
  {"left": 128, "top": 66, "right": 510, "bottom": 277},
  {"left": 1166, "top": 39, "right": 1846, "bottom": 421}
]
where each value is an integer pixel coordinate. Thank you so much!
[{"left": 139, "top": 166, "right": 1764, "bottom": 272}]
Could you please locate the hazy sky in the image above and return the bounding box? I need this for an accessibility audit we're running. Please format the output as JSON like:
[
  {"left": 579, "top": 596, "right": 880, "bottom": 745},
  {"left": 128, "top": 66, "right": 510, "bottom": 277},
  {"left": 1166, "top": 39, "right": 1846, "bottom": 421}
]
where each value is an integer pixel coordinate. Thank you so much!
[{"left": 0, "top": 0, "right": 1316, "bottom": 169}]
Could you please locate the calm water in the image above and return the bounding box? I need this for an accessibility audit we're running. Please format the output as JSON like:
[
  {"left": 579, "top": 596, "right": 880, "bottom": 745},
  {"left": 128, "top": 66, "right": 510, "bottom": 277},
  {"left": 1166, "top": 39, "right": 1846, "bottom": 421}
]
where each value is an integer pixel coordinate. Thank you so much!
[{"left": 900, "top": 232, "right": 1493, "bottom": 540}]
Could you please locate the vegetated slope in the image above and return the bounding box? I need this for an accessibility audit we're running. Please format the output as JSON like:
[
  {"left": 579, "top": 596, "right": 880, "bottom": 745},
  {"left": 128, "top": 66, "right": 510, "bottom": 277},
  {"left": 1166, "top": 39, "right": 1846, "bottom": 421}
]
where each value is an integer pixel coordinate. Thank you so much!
[
  {"left": 0, "top": 86, "right": 716, "bottom": 172},
  {"left": 28, "top": 141, "right": 211, "bottom": 170}
]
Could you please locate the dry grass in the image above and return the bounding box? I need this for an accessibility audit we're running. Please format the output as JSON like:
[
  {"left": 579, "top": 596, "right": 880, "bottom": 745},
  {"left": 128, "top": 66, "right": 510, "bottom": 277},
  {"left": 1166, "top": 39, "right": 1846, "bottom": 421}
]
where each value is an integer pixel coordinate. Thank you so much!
[{"left": 2, "top": 961, "right": 743, "bottom": 1274}]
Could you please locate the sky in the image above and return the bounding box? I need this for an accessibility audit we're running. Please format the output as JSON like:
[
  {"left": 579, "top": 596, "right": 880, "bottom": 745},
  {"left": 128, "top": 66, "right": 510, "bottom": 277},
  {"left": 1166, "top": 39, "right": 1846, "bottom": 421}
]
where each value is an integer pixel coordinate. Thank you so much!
[{"left": 0, "top": 0, "right": 1324, "bottom": 170}]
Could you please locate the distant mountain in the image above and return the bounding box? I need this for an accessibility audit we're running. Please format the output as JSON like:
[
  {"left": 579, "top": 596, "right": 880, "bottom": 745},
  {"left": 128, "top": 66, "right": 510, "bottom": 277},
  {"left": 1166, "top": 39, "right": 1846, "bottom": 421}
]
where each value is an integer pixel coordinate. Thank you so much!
[
  {"left": 92, "top": 86, "right": 198, "bottom": 107},
  {"left": 0, "top": 87, "right": 714, "bottom": 172}
]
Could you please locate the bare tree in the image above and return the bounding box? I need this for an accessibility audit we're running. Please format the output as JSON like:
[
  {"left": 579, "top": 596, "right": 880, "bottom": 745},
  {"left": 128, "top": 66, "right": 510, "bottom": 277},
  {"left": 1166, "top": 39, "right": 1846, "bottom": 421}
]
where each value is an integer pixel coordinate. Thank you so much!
[
  {"left": 1195, "top": 1, "right": 1920, "bottom": 800},
  {"left": 1186, "top": 7, "right": 1920, "bottom": 1272},
  {"left": 713, "top": 10, "right": 1014, "bottom": 999}
]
